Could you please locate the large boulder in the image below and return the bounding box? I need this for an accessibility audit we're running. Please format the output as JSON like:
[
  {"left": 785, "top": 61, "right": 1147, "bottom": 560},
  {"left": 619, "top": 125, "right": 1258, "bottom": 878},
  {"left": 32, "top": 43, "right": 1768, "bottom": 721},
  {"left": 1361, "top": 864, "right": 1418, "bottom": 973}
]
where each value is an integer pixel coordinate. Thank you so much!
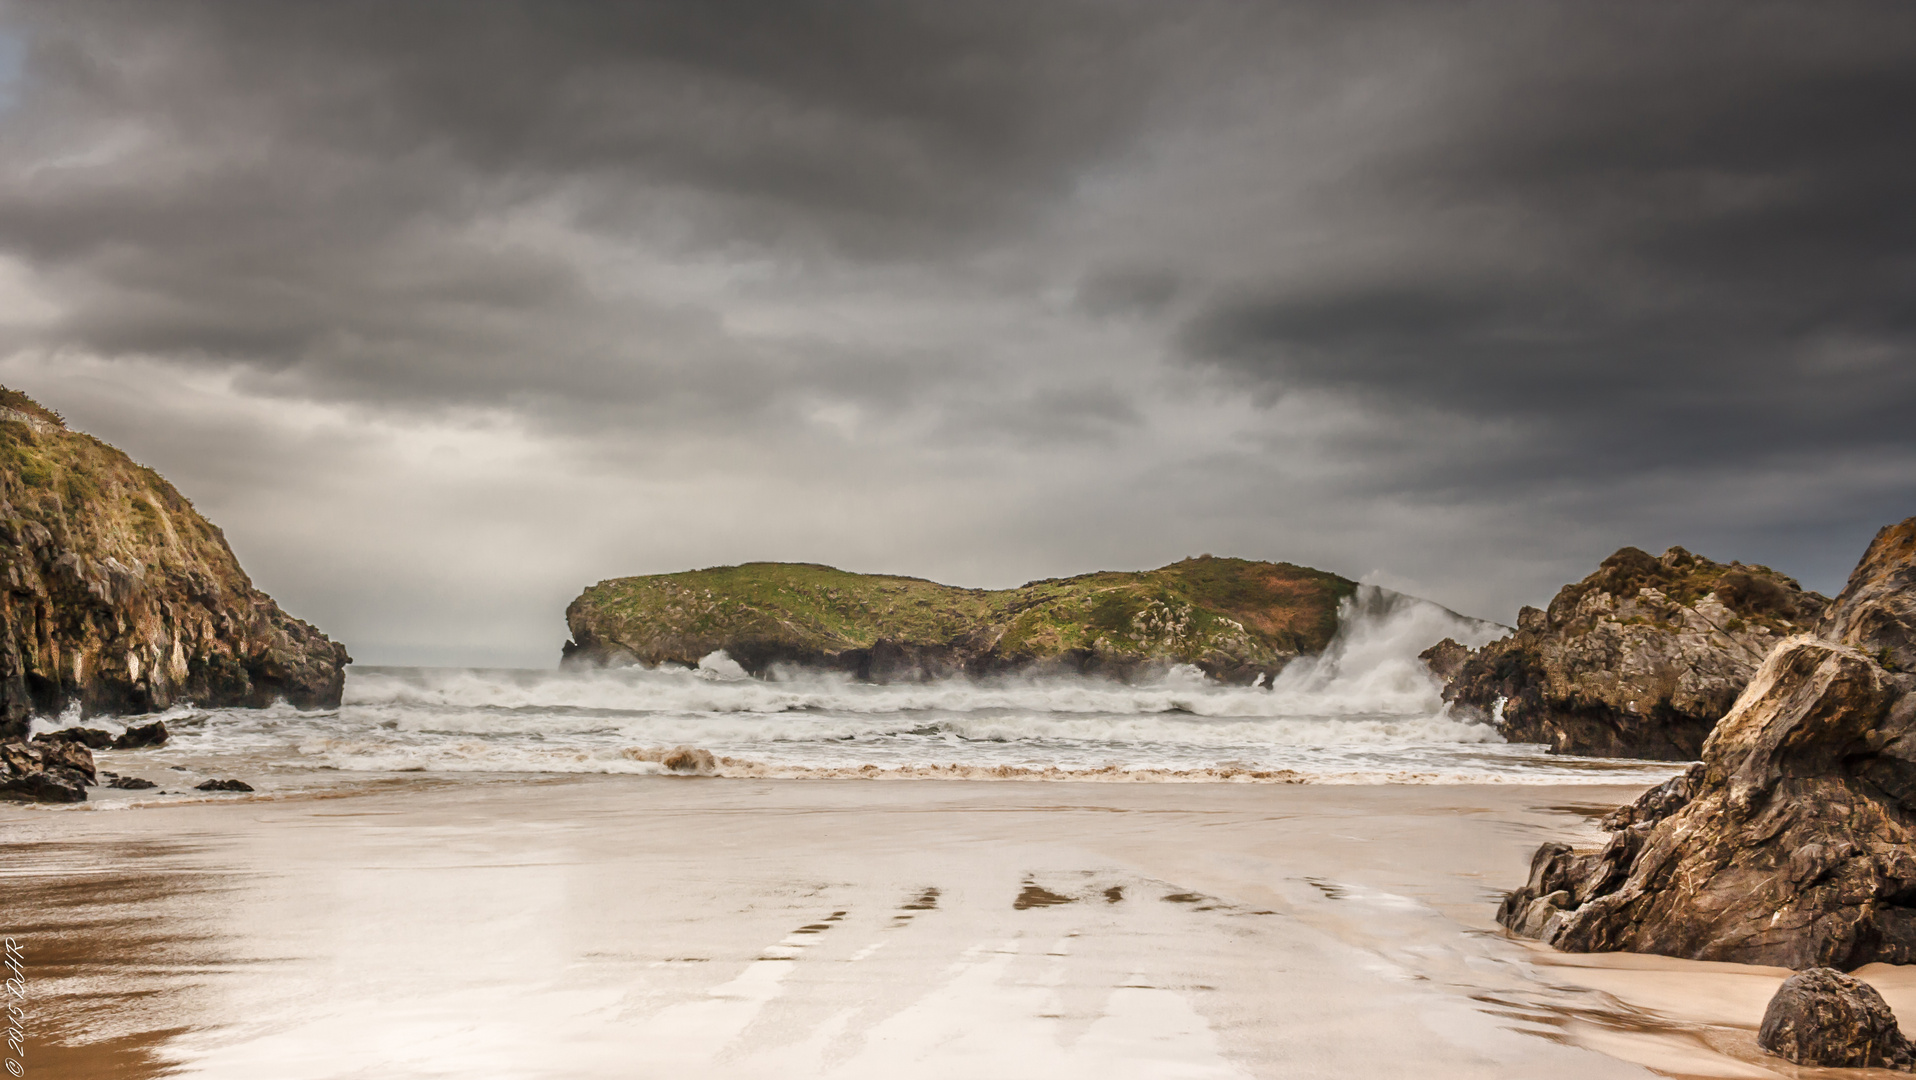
[
  {"left": 1446, "top": 546, "right": 1828, "bottom": 758},
  {"left": 0, "top": 737, "right": 94, "bottom": 802},
  {"left": 1499, "top": 517, "right": 1916, "bottom": 969},
  {"left": 1758, "top": 967, "right": 1914, "bottom": 1070}
]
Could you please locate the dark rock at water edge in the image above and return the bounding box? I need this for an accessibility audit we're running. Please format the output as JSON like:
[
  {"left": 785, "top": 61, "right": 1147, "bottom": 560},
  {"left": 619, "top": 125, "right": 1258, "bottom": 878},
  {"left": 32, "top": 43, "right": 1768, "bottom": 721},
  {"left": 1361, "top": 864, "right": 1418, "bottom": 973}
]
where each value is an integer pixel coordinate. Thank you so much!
[
  {"left": 0, "top": 737, "right": 94, "bottom": 801},
  {"left": 104, "top": 773, "right": 156, "bottom": 790},
  {"left": 1499, "top": 517, "right": 1916, "bottom": 970},
  {"left": 194, "top": 778, "right": 253, "bottom": 792},
  {"left": 1758, "top": 967, "right": 1914, "bottom": 1070},
  {"left": 1445, "top": 545, "right": 1827, "bottom": 758},
  {"left": 113, "top": 720, "right": 169, "bottom": 748},
  {"left": 32, "top": 725, "right": 114, "bottom": 749},
  {"left": 1417, "top": 637, "right": 1472, "bottom": 683},
  {"left": 563, "top": 557, "right": 1375, "bottom": 685},
  {"left": 0, "top": 387, "right": 350, "bottom": 740}
]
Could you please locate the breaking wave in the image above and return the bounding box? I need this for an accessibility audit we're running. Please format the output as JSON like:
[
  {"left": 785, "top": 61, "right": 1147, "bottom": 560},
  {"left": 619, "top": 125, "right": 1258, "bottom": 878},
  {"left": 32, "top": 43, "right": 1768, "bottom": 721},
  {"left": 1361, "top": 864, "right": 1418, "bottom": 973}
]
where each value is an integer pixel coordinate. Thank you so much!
[{"left": 36, "top": 587, "right": 1682, "bottom": 787}]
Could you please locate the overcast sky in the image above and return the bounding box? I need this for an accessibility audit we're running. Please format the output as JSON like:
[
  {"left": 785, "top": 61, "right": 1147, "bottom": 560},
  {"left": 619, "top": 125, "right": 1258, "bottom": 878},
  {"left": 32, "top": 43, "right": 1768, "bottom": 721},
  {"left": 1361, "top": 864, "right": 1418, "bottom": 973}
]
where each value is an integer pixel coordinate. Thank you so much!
[{"left": 0, "top": 1, "right": 1910, "bottom": 666}]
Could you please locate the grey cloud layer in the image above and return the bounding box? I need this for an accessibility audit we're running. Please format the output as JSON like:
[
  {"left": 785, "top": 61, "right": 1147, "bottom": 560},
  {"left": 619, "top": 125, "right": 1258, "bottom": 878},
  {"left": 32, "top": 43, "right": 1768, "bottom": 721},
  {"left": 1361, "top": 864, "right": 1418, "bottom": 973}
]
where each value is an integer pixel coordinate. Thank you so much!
[{"left": 0, "top": 1, "right": 1910, "bottom": 661}]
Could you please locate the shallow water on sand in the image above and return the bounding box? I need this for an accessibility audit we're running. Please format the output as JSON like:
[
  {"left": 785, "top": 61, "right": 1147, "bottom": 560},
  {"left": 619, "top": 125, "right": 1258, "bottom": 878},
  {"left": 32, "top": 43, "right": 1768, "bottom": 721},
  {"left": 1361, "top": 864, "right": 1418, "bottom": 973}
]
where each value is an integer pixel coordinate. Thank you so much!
[{"left": 6, "top": 779, "right": 1901, "bottom": 1080}]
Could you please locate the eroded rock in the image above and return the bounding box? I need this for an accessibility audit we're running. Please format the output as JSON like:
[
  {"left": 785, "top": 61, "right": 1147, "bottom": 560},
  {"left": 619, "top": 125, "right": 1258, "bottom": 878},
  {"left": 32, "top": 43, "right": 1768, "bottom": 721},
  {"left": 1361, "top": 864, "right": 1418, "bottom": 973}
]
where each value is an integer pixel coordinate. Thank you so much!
[
  {"left": 113, "top": 720, "right": 169, "bottom": 749},
  {"left": 1758, "top": 967, "right": 1914, "bottom": 1070},
  {"left": 194, "top": 778, "right": 253, "bottom": 792},
  {"left": 1499, "top": 518, "right": 1916, "bottom": 969},
  {"left": 1446, "top": 546, "right": 1829, "bottom": 758},
  {"left": 0, "top": 738, "right": 93, "bottom": 801},
  {"left": 32, "top": 726, "right": 115, "bottom": 749}
]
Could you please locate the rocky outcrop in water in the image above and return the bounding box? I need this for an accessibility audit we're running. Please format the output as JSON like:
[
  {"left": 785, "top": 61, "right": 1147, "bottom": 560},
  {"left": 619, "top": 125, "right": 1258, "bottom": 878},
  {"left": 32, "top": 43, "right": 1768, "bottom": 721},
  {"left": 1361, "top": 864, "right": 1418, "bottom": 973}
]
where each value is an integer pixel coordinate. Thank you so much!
[
  {"left": 1444, "top": 546, "right": 1828, "bottom": 759},
  {"left": 1499, "top": 518, "right": 1916, "bottom": 970},
  {"left": 0, "top": 387, "right": 349, "bottom": 739},
  {"left": 0, "top": 737, "right": 93, "bottom": 802},
  {"left": 564, "top": 557, "right": 1375, "bottom": 683},
  {"left": 1759, "top": 968, "right": 1914, "bottom": 1069}
]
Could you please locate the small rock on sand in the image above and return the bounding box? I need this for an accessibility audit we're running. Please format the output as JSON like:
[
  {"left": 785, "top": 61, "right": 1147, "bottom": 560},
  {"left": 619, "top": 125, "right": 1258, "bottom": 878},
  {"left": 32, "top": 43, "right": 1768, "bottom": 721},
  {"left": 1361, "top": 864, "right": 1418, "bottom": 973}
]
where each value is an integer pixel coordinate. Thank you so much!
[{"left": 1758, "top": 967, "right": 1915, "bottom": 1070}]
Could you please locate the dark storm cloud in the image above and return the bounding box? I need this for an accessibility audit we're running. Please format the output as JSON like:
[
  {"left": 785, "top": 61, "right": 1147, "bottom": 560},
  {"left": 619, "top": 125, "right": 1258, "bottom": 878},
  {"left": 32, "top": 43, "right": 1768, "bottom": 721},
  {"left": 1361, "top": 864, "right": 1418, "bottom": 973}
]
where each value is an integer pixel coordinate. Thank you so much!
[
  {"left": 0, "top": 0, "right": 1186, "bottom": 418},
  {"left": 1181, "top": 2, "right": 1916, "bottom": 481}
]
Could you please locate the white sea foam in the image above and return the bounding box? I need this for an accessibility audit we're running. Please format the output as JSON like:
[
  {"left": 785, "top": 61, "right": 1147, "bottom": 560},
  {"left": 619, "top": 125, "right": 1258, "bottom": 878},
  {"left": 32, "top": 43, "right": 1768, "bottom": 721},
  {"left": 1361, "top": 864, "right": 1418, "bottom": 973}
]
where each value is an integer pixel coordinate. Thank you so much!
[{"left": 56, "top": 587, "right": 1682, "bottom": 787}]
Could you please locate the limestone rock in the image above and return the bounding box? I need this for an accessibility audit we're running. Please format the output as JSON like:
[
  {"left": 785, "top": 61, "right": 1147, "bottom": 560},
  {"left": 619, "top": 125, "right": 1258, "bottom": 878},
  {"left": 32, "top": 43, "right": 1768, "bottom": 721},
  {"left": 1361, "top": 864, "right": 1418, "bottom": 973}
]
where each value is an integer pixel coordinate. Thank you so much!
[
  {"left": 0, "top": 386, "right": 349, "bottom": 737},
  {"left": 1418, "top": 637, "right": 1472, "bottom": 683},
  {"left": 1758, "top": 967, "right": 1914, "bottom": 1070},
  {"left": 1446, "top": 545, "right": 1828, "bottom": 758},
  {"left": 1498, "top": 519, "right": 1916, "bottom": 969},
  {"left": 113, "top": 720, "right": 169, "bottom": 748},
  {"left": 0, "top": 738, "right": 93, "bottom": 802},
  {"left": 564, "top": 557, "right": 1377, "bottom": 684},
  {"left": 33, "top": 726, "right": 115, "bottom": 749},
  {"left": 1823, "top": 517, "right": 1916, "bottom": 674}
]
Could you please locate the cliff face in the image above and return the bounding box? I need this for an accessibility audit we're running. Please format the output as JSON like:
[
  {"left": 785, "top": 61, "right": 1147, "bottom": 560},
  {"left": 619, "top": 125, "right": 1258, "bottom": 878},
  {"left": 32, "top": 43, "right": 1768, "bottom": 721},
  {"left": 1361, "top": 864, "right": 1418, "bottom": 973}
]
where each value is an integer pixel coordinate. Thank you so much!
[
  {"left": 1498, "top": 518, "right": 1916, "bottom": 970},
  {"left": 1444, "top": 546, "right": 1828, "bottom": 759},
  {"left": 0, "top": 387, "right": 350, "bottom": 739},
  {"left": 564, "top": 557, "right": 1358, "bottom": 683}
]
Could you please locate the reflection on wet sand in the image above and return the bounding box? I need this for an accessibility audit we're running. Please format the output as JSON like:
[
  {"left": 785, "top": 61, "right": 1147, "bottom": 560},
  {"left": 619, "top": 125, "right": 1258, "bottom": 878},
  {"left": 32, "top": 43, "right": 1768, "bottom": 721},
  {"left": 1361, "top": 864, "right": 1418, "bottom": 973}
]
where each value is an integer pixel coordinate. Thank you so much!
[{"left": 1, "top": 777, "right": 1910, "bottom": 1078}]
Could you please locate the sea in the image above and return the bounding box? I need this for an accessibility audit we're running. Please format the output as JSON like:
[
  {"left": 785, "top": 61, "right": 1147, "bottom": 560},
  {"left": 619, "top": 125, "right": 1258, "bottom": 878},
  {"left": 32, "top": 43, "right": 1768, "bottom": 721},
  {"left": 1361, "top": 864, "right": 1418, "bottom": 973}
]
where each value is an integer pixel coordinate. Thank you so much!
[{"left": 30, "top": 587, "right": 1685, "bottom": 796}]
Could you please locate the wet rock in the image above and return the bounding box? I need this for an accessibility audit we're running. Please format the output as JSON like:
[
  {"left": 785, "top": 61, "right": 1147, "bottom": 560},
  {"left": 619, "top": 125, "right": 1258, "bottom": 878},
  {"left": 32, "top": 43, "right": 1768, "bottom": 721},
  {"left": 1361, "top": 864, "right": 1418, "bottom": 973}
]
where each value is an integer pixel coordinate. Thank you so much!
[
  {"left": 112, "top": 720, "right": 169, "bottom": 749},
  {"left": 660, "top": 746, "right": 716, "bottom": 775},
  {"left": 32, "top": 726, "right": 115, "bottom": 749},
  {"left": 0, "top": 386, "right": 350, "bottom": 731},
  {"left": 1446, "top": 546, "right": 1829, "bottom": 758},
  {"left": 1499, "top": 518, "right": 1916, "bottom": 969},
  {"left": 194, "top": 778, "right": 254, "bottom": 792},
  {"left": 1418, "top": 637, "right": 1473, "bottom": 683},
  {"left": 0, "top": 738, "right": 93, "bottom": 802},
  {"left": 1758, "top": 967, "right": 1915, "bottom": 1070},
  {"left": 105, "top": 775, "right": 157, "bottom": 790}
]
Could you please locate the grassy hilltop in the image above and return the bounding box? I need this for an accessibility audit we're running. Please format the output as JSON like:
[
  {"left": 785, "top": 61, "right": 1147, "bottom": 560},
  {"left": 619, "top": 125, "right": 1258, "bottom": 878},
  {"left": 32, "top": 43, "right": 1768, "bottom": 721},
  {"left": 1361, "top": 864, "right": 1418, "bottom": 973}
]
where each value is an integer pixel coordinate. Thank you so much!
[
  {"left": 564, "top": 557, "right": 1359, "bottom": 683},
  {"left": 0, "top": 386, "right": 348, "bottom": 729}
]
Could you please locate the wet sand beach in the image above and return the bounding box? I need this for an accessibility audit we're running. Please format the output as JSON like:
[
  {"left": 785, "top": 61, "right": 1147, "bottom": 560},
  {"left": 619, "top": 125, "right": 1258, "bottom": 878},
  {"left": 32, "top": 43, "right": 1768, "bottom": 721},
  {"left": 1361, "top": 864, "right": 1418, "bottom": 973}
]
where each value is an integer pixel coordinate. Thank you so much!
[{"left": 7, "top": 776, "right": 1909, "bottom": 1079}]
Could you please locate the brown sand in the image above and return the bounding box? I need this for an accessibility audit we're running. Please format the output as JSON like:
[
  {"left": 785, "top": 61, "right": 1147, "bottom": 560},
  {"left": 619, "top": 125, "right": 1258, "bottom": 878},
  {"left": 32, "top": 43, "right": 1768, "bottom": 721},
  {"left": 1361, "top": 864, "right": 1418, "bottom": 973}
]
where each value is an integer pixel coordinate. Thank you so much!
[{"left": 1, "top": 776, "right": 1907, "bottom": 1078}]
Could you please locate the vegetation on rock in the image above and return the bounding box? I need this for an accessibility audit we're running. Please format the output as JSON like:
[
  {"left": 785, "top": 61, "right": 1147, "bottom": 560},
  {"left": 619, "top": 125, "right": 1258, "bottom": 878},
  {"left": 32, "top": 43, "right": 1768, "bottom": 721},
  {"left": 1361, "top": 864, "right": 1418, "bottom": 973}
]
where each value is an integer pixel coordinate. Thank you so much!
[
  {"left": 564, "top": 557, "right": 1358, "bottom": 682},
  {"left": 1443, "top": 545, "right": 1828, "bottom": 759},
  {"left": 0, "top": 386, "right": 349, "bottom": 739}
]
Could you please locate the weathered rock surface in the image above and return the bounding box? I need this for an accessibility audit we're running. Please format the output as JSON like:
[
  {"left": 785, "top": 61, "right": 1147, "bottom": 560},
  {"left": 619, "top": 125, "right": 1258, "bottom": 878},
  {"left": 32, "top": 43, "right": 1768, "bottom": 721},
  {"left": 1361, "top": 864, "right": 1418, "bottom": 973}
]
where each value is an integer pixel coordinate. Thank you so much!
[
  {"left": 194, "top": 778, "right": 254, "bottom": 793},
  {"left": 112, "top": 720, "right": 169, "bottom": 748},
  {"left": 0, "top": 737, "right": 94, "bottom": 802},
  {"left": 1822, "top": 517, "right": 1916, "bottom": 674},
  {"left": 564, "top": 557, "right": 1376, "bottom": 684},
  {"left": 1499, "top": 517, "right": 1916, "bottom": 970},
  {"left": 0, "top": 387, "right": 349, "bottom": 739},
  {"left": 1418, "top": 637, "right": 1472, "bottom": 683},
  {"left": 1445, "top": 545, "right": 1827, "bottom": 758},
  {"left": 1758, "top": 967, "right": 1914, "bottom": 1069}
]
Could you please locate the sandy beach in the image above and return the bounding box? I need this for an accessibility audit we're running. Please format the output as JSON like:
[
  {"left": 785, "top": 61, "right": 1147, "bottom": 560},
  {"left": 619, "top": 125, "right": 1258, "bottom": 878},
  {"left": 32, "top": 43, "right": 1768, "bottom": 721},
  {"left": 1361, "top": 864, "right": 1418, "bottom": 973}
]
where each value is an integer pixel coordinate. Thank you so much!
[{"left": 8, "top": 776, "right": 1909, "bottom": 1079}]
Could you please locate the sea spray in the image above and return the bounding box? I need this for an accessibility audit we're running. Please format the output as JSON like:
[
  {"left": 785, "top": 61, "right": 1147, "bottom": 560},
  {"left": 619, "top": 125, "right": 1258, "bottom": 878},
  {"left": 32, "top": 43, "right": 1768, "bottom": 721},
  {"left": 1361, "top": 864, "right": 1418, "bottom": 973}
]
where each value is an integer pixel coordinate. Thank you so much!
[{"left": 33, "top": 589, "right": 1678, "bottom": 787}]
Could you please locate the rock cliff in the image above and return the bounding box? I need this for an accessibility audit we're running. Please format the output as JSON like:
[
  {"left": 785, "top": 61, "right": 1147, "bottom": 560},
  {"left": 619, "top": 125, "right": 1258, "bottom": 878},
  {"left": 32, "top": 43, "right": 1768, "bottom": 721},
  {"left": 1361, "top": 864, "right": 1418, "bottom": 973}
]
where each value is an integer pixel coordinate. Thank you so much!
[
  {"left": 1498, "top": 517, "right": 1916, "bottom": 970},
  {"left": 1444, "top": 546, "right": 1827, "bottom": 759},
  {"left": 564, "top": 557, "right": 1360, "bottom": 683},
  {"left": 0, "top": 387, "right": 349, "bottom": 740}
]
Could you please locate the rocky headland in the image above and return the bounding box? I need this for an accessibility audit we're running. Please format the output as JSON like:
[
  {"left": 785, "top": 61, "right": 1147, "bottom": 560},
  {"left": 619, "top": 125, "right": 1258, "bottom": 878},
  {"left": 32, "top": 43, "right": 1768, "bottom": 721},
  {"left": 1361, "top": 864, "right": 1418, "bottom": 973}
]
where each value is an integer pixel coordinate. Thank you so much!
[
  {"left": 1499, "top": 517, "right": 1916, "bottom": 971},
  {"left": 1439, "top": 546, "right": 1828, "bottom": 759},
  {"left": 564, "top": 557, "right": 1365, "bottom": 683},
  {"left": 0, "top": 386, "right": 350, "bottom": 750}
]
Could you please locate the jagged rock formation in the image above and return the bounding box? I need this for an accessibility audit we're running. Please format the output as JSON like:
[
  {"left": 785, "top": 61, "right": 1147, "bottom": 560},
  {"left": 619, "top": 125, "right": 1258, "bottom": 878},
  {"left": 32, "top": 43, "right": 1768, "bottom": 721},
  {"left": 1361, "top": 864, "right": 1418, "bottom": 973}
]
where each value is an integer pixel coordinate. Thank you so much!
[
  {"left": 1758, "top": 967, "right": 1914, "bottom": 1069},
  {"left": 1444, "top": 546, "right": 1828, "bottom": 759},
  {"left": 1498, "top": 517, "right": 1916, "bottom": 970},
  {"left": 0, "top": 386, "right": 349, "bottom": 739},
  {"left": 0, "top": 737, "right": 93, "bottom": 802},
  {"left": 564, "top": 557, "right": 1364, "bottom": 683}
]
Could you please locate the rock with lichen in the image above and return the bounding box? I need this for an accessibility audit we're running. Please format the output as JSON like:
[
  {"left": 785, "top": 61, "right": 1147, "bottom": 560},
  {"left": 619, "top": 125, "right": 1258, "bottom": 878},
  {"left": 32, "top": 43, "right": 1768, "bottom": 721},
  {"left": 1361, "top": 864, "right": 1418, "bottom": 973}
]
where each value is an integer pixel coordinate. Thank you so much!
[
  {"left": 1498, "top": 518, "right": 1916, "bottom": 971},
  {"left": 0, "top": 386, "right": 349, "bottom": 739},
  {"left": 1444, "top": 545, "right": 1828, "bottom": 759}
]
